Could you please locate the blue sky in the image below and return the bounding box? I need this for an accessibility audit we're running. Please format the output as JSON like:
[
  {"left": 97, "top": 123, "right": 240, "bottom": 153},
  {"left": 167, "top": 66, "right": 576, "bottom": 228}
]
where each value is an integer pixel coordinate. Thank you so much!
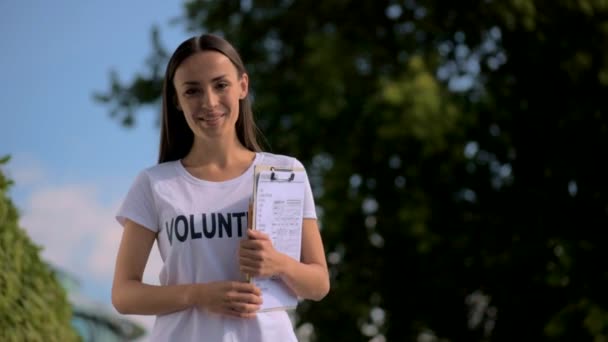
[{"left": 0, "top": 1, "right": 191, "bottom": 338}]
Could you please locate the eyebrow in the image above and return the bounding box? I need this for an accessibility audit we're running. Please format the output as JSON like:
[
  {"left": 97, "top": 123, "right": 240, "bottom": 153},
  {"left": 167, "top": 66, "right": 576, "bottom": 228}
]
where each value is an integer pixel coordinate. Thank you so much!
[{"left": 181, "top": 75, "right": 228, "bottom": 86}]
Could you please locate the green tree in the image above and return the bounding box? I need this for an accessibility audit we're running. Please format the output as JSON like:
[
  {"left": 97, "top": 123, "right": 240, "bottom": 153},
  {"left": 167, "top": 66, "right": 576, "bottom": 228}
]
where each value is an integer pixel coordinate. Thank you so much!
[
  {"left": 96, "top": 1, "right": 608, "bottom": 341},
  {"left": 0, "top": 157, "right": 80, "bottom": 342}
]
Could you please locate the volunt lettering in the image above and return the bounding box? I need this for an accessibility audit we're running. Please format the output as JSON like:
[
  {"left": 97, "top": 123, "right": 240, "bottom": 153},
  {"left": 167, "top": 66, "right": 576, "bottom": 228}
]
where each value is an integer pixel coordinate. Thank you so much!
[{"left": 164, "top": 211, "right": 248, "bottom": 245}]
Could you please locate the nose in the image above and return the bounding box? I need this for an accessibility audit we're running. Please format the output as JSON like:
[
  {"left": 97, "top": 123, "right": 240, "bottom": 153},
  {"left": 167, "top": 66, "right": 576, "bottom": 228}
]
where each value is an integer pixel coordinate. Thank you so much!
[{"left": 202, "top": 90, "right": 219, "bottom": 109}]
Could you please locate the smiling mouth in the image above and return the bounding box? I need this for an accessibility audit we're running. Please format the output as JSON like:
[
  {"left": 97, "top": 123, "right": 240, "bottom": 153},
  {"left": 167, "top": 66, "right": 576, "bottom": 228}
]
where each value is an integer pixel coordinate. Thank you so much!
[{"left": 198, "top": 114, "right": 225, "bottom": 125}]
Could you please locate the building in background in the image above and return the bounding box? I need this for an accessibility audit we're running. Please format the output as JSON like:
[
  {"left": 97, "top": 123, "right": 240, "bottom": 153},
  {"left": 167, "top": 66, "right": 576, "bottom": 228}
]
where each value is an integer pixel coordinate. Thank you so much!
[{"left": 54, "top": 267, "right": 145, "bottom": 342}]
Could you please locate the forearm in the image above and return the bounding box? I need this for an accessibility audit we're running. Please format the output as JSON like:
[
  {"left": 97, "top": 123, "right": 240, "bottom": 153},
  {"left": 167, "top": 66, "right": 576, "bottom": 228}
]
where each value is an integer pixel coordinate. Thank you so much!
[
  {"left": 112, "top": 280, "right": 196, "bottom": 315},
  {"left": 279, "top": 255, "right": 330, "bottom": 301}
]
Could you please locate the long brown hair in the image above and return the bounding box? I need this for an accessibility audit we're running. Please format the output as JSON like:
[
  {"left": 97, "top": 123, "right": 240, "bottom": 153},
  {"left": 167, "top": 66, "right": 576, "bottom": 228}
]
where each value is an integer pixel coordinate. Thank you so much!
[{"left": 158, "top": 34, "right": 262, "bottom": 163}]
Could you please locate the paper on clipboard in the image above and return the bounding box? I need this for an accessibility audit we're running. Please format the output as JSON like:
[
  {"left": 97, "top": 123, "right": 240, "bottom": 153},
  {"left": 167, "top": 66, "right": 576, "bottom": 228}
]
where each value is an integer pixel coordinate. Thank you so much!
[{"left": 250, "top": 164, "right": 306, "bottom": 312}]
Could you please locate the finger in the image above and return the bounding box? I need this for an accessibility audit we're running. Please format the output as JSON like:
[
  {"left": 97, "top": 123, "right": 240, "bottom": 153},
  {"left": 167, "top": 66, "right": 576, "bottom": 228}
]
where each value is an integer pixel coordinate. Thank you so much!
[
  {"left": 239, "top": 256, "right": 262, "bottom": 268},
  {"left": 239, "top": 261, "right": 260, "bottom": 273},
  {"left": 240, "top": 240, "right": 263, "bottom": 251},
  {"left": 237, "top": 302, "right": 262, "bottom": 314},
  {"left": 238, "top": 312, "right": 257, "bottom": 319},
  {"left": 221, "top": 306, "right": 256, "bottom": 318},
  {"left": 229, "top": 281, "right": 263, "bottom": 295},
  {"left": 236, "top": 284, "right": 263, "bottom": 298},
  {"left": 230, "top": 290, "right": 263, "bottom": 304},
  {"left": 247, "top": 229, "right": 270, "bottom": 240},
  {"left": 232, "top": 300, "right": 261, "bottom": 312},
  {"left": 235, "top": 310, "right": 257, "bottom": 319},
  {"left": 240, "top": 265, "right": 261, "bottom": 277},
  {"left": 239, "top": 249, "right": 263, "bottom": 261},
  {"left": 222, "top": 302, "right": 260, "bottom": 318},
  {"left": 247, "top": 285, "right": 262, "bottom": 297}
]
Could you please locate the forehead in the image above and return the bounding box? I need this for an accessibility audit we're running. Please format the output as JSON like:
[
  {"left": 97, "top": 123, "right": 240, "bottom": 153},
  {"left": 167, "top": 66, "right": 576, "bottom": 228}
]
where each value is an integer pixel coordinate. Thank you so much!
[{"left": 174, "top": 51, "right": 239, "bottom": 84}]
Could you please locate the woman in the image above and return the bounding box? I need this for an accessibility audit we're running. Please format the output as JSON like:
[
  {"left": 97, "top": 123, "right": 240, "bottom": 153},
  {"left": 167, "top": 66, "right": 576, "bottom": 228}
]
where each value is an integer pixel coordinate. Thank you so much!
[{"left": 111, "top": 34, "right": 329, "bottom": 341}]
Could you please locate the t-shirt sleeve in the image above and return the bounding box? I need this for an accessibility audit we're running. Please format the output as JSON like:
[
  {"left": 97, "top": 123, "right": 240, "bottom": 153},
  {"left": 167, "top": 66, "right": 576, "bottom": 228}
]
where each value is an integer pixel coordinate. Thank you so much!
[
  {"left": 293, "top": 159, "right": 317, "bottom": 220},
  {"left": 116, "top": 170, "right": 159, "bottom": 233}
]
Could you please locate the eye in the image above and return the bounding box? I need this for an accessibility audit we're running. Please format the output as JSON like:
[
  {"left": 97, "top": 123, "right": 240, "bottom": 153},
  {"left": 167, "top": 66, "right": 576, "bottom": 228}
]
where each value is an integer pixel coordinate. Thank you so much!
[
  {"left": 216, "top": 82, "right": 229, "bottom": 91},
  {"left": 184, "top": 88, "right": 200, "bottom": 96}
]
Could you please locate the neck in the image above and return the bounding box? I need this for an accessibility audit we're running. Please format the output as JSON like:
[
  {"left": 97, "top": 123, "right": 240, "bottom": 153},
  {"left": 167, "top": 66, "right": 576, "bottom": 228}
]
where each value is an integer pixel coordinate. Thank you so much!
[{"left": 184, "top": 134, "right": 251, "bottom": 167}]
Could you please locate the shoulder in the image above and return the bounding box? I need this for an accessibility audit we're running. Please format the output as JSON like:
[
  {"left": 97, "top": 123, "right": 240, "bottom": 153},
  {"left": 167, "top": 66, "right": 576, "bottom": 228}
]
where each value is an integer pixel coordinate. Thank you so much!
[
  {"left": 257, "top": 152, "right": 304, "bottom": 169},
  {"left": 137, "top": 161, "right": 181, "bottom": 181}
]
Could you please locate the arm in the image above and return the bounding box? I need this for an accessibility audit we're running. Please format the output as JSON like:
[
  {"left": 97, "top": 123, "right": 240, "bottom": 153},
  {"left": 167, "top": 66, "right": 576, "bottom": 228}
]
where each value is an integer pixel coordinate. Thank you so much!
[
  {"left": 112, "top": 219, "right": 262, "bottom": 317},
  {"left": 279, "top": 218, "right": 330, "bottom": 301},
  {"left": 240, "top": 218, "right": 330, "bottom": 301},
  {"left": 111, "top": 220, "right": 195, "bottom": 315}
]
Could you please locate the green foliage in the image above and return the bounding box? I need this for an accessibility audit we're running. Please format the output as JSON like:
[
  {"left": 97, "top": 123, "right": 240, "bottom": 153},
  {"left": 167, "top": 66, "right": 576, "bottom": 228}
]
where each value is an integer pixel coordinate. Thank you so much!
[
  {"left": 0, "top": 157, "right": 80, "bottom": 342},
  {"left": 92, "top": 27, "right": 167, "bottom": 127},
  {"left": 376, "top": 55, "right": 463, "bottom": 155},
  {"left": 96, "top": 0, "right": 608, "bottom": 341}
]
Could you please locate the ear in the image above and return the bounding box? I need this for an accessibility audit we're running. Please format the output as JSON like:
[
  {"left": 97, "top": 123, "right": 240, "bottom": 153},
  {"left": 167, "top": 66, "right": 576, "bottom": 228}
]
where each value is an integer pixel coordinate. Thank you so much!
[{"left": 239, "top": 73, "right": 249, "bottom": 100}]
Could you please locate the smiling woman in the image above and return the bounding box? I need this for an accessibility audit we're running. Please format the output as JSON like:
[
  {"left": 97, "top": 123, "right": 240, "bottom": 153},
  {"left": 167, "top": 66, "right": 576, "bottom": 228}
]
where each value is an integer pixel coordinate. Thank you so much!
[{"left": 111, "top": 34, "right": 329, "bottom": 342}]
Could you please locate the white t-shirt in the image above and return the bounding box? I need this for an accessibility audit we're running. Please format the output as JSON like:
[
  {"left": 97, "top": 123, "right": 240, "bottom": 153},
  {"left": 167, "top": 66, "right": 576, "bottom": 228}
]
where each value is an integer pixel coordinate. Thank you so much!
[{"left": 116, "top": 152, "right": 317, "bottom": 342}]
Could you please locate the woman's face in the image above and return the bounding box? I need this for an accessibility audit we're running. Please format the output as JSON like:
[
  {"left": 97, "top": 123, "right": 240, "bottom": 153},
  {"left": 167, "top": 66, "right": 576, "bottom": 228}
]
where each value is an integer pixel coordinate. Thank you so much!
[{"left": 173, "top": 51, "right": 248, "bottom": 141}]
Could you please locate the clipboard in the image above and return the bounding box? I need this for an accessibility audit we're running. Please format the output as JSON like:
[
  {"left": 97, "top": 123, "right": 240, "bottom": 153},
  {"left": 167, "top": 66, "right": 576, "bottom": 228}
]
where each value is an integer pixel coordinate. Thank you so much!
[{"left": 248, "top": 164, "right": 307, "bottom": 312}]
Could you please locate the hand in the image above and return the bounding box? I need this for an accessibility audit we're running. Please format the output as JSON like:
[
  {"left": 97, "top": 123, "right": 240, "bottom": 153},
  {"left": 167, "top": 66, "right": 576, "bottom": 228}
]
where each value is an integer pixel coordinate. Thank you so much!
[
  {"left": 195, "top": 281, "right": 262, "bottom": 318},
  {"left": 239, "top": 229, "right": 285, "bottom": 278}
]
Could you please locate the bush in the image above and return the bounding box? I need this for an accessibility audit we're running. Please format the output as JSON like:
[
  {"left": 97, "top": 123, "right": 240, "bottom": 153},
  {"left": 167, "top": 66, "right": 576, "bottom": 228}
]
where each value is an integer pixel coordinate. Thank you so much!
[{"left": 0, "top": 156, "right": 80, "bottom": 342}]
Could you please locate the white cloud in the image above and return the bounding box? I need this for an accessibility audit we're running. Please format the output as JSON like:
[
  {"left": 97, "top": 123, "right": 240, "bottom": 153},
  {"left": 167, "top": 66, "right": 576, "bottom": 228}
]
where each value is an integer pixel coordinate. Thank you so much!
[{"left": 20, "top": 184, "right": 118, "bottom": 278}]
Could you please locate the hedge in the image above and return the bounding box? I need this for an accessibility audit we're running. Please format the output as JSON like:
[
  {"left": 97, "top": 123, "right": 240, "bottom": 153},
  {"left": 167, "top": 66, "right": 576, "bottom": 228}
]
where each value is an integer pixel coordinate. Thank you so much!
[{"left": 0, "top": 156, "right": 80, "bottom": 342}]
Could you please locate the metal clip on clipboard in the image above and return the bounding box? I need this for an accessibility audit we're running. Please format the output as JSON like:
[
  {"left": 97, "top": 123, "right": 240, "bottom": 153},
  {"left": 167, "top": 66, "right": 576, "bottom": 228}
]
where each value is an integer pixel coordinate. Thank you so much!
[{"left": 270, "top": 167, "right": 295, "bottom": 182}]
